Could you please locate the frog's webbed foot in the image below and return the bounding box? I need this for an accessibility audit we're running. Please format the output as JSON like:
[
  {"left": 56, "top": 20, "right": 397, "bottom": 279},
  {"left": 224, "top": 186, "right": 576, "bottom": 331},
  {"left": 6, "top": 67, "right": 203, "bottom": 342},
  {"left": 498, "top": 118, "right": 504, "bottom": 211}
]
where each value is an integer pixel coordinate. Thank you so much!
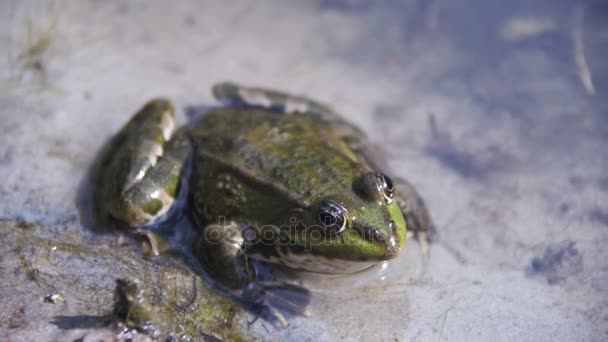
[
  {"left": 393, "top": 177, "right": 435, "bottom": 261},
  {"left": 95, "top": 99, "right": 191, "bottom": 238},
  {"left": 240, "top": 280, "right": 311, "bottom": 327},
  {"left": 196, "top": 220, "right": 310, "bottom": 327}
]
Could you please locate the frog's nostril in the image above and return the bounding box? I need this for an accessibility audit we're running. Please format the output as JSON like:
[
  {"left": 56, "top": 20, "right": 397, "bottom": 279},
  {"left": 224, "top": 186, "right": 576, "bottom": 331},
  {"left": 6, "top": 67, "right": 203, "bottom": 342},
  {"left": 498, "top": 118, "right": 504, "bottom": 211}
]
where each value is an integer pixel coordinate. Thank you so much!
[
  {"left": 361, "top": 225, "right": 386, "bottom": 243},
  {"left": 389, "top": 220, "right": 396, "bottom": 233}
]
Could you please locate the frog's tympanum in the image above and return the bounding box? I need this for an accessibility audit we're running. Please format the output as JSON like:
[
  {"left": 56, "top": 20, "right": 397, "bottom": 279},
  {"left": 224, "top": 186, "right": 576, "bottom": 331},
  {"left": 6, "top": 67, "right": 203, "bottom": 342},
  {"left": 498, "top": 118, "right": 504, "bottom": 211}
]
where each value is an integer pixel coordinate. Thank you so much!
[{"left": 96, "top": 82, "right": 431, "bottom": 325}]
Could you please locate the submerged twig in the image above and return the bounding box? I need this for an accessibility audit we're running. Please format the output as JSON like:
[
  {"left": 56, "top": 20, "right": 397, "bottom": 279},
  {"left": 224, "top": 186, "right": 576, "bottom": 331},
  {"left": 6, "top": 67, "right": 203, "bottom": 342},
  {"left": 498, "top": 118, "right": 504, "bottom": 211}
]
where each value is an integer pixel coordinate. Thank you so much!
[
  {"left": 0, "top": 0, "right": 61, "bottom": 93},
  {"left": 19, "top": 1, "right": 59, "bottom": 62},
  {"left": 572, "top": 3, "right": 595, "bottom": 96}
]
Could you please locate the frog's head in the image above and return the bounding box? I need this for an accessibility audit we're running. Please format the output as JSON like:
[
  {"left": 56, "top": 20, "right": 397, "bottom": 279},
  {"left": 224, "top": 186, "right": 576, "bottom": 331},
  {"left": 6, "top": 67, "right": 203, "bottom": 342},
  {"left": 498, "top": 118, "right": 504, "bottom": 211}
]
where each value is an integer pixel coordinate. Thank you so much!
[{"left": 275, "top": 172, "right": 407, "bottom": 273}]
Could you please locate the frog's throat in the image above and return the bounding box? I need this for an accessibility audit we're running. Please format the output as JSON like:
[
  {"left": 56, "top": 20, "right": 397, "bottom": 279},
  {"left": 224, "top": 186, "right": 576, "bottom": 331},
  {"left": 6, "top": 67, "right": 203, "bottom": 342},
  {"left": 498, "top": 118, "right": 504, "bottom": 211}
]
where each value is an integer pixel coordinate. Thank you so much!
[{"left": 252, "top": 248, "right": 378, "bottom": 274}]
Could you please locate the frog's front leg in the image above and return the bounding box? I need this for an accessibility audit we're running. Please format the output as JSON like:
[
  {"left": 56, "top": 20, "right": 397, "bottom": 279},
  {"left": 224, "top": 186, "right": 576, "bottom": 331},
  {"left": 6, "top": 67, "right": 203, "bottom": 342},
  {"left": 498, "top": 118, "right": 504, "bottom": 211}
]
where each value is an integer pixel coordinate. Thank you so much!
[
  {"left": 96, "top": 99, "right": 190, "bottom": 253},
  {"left": 195, "top": 220, "right": 310, "bottom": 326},
  {"left": 393, "top": 177, "right": 435, "bottom": 258}
]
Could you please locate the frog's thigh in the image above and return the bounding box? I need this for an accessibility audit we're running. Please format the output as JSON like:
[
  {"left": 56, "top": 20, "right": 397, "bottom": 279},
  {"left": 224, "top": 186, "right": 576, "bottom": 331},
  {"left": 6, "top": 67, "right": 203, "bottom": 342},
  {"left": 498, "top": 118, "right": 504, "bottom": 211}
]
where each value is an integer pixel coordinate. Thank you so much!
[
  {"left": 394, "top": 177, "right": 434, "bottom": 246},
  {"left": 196, "top": 220, "right": 253, "bottom": 290},
  {"left": 116, "top": 131, "right": 190, "bottom": 225},
  {"left": 102, "top": 99, "right": 190, "bottom": 227},
  {"left": 212, "top": 81, "right": 365, "bottom": 140},
  {"left": 212, "top": 81, "right": 336, "bottom": 117}
]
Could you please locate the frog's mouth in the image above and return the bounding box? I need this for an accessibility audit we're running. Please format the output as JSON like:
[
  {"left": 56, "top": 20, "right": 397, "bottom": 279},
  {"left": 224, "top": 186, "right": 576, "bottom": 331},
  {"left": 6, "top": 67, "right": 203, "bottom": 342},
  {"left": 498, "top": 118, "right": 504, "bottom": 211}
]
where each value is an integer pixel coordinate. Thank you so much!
[{"left": 271, "top": 245, "right": 380, "bottom": 274}]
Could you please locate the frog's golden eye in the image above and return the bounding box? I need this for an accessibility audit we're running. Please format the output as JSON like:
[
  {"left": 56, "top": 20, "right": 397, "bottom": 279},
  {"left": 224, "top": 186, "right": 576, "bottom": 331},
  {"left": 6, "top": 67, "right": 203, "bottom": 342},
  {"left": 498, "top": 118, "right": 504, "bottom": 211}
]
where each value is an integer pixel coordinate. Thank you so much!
[
  {"left": 378, "top": 173, "right": 395, "bottom": 204},
  {"left": 353, "top": 172, "right": 395, "bottom": 204},
  {"left": 317, "top": 200, "right": 348, "bottom": 235}
]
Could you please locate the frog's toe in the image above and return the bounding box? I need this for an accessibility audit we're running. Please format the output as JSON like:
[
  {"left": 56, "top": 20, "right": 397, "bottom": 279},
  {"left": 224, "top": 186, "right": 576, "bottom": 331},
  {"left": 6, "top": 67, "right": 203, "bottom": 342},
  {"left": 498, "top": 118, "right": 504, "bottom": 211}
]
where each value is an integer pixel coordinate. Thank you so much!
[
  {"left": 260, "top": 306, "right": 289, "bottom": 328},
  {"left": 416, "top": 231, "right": 430, "bottom": 262},
  {"left": 406, "top": 228, "right": 431, "bottom": 264},
  {"left": 262, "top": 282, "right": 311, "bottom": 316},
  {"left": 134, "top": 229, "right": 171, "bottom": 256}
]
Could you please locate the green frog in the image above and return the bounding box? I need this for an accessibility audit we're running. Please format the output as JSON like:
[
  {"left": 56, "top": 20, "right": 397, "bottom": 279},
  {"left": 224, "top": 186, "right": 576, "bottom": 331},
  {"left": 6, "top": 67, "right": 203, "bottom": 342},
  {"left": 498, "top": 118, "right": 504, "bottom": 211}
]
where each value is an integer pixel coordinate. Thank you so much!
[{"left": 95, "top": 82, "right": 431, "bottom": 325}]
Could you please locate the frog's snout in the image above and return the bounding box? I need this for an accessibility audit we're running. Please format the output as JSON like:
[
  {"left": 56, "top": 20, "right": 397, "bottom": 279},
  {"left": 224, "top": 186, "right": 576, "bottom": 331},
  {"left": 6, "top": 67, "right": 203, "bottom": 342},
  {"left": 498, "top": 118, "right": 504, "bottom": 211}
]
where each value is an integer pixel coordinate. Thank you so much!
[
  {"left": 360, "top": 221, "right": 401, "bottom": 259},
  {"left": 382, "top": 228, "right": 401, "bottom": 259}
]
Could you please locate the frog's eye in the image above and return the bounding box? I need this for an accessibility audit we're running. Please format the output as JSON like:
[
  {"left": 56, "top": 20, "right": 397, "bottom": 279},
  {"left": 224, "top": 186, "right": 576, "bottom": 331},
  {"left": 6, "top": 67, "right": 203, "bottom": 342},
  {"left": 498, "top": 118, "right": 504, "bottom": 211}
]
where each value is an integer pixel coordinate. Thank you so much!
[
  {"left": 378, "top": 173, "right": 395, "bottom": 204},
  {"left": 353, "top": 172, "right": 396, "bottom": 204},
  {"left": 317, "top": 200, "right": 348, "bottom": 235}
]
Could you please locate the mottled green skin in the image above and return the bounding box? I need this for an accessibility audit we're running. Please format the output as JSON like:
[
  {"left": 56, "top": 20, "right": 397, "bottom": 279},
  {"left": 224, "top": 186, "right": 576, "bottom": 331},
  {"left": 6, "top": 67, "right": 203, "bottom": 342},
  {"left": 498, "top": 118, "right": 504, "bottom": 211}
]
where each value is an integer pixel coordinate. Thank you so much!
[{"left": 190, "top": 108, "right": 405, "bottom": 264}]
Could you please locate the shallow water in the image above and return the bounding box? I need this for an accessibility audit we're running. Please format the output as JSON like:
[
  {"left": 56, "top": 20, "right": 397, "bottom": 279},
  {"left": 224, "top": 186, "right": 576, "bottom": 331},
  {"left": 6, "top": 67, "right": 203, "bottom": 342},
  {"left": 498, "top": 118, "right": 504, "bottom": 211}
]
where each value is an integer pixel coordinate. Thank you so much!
[{"left": 0, "top": 0, "right": 606, "bottom": 341}]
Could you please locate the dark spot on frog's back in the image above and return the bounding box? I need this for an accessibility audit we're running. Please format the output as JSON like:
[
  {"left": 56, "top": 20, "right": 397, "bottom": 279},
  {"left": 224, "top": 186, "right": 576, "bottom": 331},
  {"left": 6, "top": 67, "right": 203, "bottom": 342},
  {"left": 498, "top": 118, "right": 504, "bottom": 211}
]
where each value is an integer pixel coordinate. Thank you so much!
[{"left": 526, "top": 241, "right": 584, "bottom": 285}]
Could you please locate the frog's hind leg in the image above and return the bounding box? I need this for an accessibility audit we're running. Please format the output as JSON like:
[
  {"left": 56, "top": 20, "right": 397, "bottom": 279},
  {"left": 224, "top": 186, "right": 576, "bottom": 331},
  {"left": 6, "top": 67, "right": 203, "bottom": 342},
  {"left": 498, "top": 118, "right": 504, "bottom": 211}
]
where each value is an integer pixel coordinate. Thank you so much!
[
  {"left": 96, "top": 99, "right": 191, "bottom": 254},
  {"left": 212, "top": 81, "right": 335, "bottom": 118},
  {"left": 212, "top": 81, "right": 366, "bottom": 143}
]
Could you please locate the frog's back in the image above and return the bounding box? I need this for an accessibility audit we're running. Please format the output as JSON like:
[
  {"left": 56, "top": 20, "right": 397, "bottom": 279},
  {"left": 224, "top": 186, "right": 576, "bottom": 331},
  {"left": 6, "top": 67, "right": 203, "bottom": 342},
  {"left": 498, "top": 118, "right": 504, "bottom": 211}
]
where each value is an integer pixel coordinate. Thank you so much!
[{"left": 190, "top": 108, "right": 367, "bottom": 217}]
